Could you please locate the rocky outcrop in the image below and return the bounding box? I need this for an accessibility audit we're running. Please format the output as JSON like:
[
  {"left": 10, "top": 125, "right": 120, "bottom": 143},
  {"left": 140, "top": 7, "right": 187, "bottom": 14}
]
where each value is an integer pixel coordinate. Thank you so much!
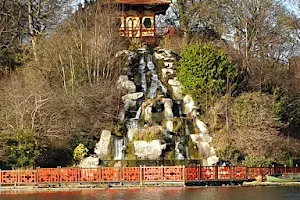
[
  {"left": 117, "top": 75, "right": 136, "bottom": 93},
  {"left": 134, "top": 140, "right": 166, "bottom": 160},
  {"left": 168, "top": 79, "right": 183, "bottom": 100},
  {"left": 121, "top": 92, "right": 144, "bottom": 103},
  {"left": 162, "top": 68, "right": 175, "bottom": 78},
  {"left": 91, "top": 47, "right": 221, "bottom": 166},
  {"left": 166, "top": 120, "right": 173, "bottom": 132},
  {"left": 195, "top": 118, "right": 208, "bottom": 134},
  {"left": 163, "top": 98, "right": 174, "bottom": 120},
  {"left": 94, "top": 130, "right": 111, "bottom": 160},
  {"left": 183, "top": 95, "right": 198, "bottom": 115},
  {"left": 190, "top": 121, "right": 219, "bottom": 166},
  {"left": 80, "top": 156, "right": 99, "bottom": 168},
  {"left": 128, "top": 128, "right": 138, "bottom": 142}
]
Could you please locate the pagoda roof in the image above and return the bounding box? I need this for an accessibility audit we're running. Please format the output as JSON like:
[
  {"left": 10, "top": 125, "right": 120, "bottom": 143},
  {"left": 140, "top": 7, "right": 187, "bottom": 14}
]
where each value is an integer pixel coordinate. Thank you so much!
[{"left": 115, "top": 0, "right": 171, "bottom": 5}]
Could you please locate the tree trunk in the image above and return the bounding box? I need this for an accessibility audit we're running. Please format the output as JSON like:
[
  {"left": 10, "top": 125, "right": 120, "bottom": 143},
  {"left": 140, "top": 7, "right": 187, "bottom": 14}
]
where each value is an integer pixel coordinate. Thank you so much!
[{"left": 27, "top": 0, "right": 39, "bottom": 63}]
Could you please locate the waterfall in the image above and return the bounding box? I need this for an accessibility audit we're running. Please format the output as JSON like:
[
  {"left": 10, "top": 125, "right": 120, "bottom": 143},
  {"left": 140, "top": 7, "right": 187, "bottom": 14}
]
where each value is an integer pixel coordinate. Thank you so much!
[
  {"left": 113, "top": 48, "right": 201, "bottom": 162},
  {"left": 125, "top": 118, "right": 139, "bottom": 130},
  {"left": 184, "top": 120, "right": 190, "bottom": 136},
  {"left": 176, "top": 101, "right": 183, "bottom": 117},
  {"left": 185, "top": 145, "right": 190, "bottom": 159},
  {"left": 146, "top": 54, "right": 168, "bottom": 98},
  {"left": 134, "top": 106, "right": 142, "bottom": 120},
  {"left": 114, "top": 137, "right": 124, "bottom": 160},
  {"left": 139, "top": 55, "right": 147, "bottom": 93},
  {"left": 175, "top": 141, "right": 184, "bottom": 160}
]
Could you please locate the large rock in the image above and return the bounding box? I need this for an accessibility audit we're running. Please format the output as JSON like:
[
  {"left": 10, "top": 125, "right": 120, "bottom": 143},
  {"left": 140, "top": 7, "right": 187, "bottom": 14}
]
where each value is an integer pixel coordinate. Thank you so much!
[
  {"left": 80, "top": 156, "right": 99, "bottom": 168},
  {"left": 168, "top": 79, "right": 183, "bottom": 100},
  {"left": 128, "top": 128, "right": 139, "bottom": 141},
  {"left": 206, "top": 155, "right": 219, "bottom": 166},
  {"left": 183, "top": 95, "right": 198, "bottom": 115},
  {"left": 117, "top": 75, "right": 136, "bottom": 93},
  {"left": 168, "top": 79, "right": 181, "bottom": 86},
  {"left": 166, "top": 120, "right": 173, "bottom": 132},
  {"left": 164, "top": 61, "right": 174, "bottom": 69},
  {"left": 134, "top": 140, "right": 166, "bottom": 160},
  {"left": 195, "top": 119, "right": 209, "bottom": 134},
  {"left": 144, "top": 104, "right": 152, "bottom": 122},
  {"left": 162, "top": 68, "right": 175, "bottom": 78},
  {"left": 197, "top": 141, "right": 211, "bottom": 159},
  {"left": 163, "top": 99, "right": 174, "bottom": 120},
  {"left": 190, "top": 133, "right": 212, "bottom": 143},
  {"left": 154, "top": 51, "right": 165, "bottom": 60},
  {"left": 190, "top": 134, "right": 219, "bottom": 165},
  {"left": 122, "top": 92, "right": 144, "bottom": 103},
  {"left": 94, "top": 130, "right": 111, "bottom": 160}
]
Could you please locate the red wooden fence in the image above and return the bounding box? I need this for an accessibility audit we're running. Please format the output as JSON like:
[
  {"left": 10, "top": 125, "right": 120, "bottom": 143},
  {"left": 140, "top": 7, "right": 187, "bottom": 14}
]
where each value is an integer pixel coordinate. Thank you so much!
[{"left": 0, "top": 166, "right": 299, "bottom": 185}]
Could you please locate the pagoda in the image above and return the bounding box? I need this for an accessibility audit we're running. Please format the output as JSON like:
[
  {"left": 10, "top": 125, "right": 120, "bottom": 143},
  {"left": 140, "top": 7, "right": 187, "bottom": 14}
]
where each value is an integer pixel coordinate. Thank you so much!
[{"left": 115, "top": 0, "right": 172, "bottom": 38}]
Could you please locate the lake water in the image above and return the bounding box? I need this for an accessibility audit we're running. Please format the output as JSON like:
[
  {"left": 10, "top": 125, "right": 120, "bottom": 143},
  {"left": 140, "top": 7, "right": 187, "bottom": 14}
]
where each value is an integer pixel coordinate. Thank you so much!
[{"left": 1, "top": 187, "right": 300, "bottom": 200}]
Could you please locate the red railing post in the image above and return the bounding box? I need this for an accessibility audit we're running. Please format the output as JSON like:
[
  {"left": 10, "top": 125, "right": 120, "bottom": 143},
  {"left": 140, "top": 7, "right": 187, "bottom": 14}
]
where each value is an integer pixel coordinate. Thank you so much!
[
  {"left": 77, "top": 167, "right": 79, "bottom": 183},
  {"left": 284, "top": 165, "right": 287, "bottom": 173},
  {"left": 230, "top": 165, "right": 233, "bottom": 180},
  {"left": 161, "top": 165, "right": 164, "bottom": 182},
  {"left": 139, "top": 165, "right": 143, "bottom": 186},
  {"left": 58, "top": 166, "right": 61, "bottom": 183},
  {"left": 99, "top": 166, "right": 102, "bottom": 184},
  {"left": 215, "top": 166, "right": 218, "bottom": 180},
  {"left": 198, "top": 165, "right": 200, "bottom": 180},
  {"left": 17, "top": 169, "right": 20, "bottom": 186},
  {"left": 0, "top": 169, "right": 1, "bottom": 186},
  {"left": 183, "top": 165, "right": 186, "bottom": 186},
  {"left": 120, "top": 166, "right": 122, "bottom": 186},
  {"left": 36, "top": 167, "right": 39, "bottom": 184},
  {"left": 295, "top": 164, "right": 298, "bottom": 173}
]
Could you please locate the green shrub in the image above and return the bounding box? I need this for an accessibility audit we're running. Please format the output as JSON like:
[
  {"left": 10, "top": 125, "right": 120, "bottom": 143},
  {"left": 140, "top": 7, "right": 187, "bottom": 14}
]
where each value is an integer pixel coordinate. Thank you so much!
[
  {"left": 73, "top": 143, "right": 88, "bottom": 163},
  {"left": 178, "top": 44, "right": 238, "bottom": 111},
  {"left": 243, "top": 155, "right": 272, "bottom": 167},
  {"left": 5, "top": 129, "right": 40, "bottom": 169}
]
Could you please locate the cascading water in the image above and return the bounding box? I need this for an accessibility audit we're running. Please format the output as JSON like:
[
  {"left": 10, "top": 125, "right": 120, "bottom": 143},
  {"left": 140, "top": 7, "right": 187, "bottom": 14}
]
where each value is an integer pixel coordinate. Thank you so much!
[
  {"left": 134, "top": 106, "right": 142, "bottom": 120},
  {"left": 139, "top": 55, "right": 147, "bottom": 93},
  {"left": 115, "top": 48, "right": 198, "bottom": 162},
  {"left": 146, "top": 54, "right": 168, "bottom": 98},
  {"left": 175, "top": 141, "right": 184, "bottom": 160},
  {"left": 114, "top": 137, "right": 124, "bottom": 160}
]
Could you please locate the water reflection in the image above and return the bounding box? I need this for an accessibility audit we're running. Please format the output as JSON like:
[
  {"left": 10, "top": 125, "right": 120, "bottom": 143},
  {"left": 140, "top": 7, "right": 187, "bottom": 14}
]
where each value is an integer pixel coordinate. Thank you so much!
[{"left": 1, "top": 187, "right": 300, "bottom": 200}]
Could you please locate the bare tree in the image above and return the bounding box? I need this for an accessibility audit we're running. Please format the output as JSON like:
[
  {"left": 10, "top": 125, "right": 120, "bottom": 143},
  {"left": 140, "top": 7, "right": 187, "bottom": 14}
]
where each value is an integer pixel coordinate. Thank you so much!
[{"left": 25, "top": 0, "right": 72, "bottom": 63}]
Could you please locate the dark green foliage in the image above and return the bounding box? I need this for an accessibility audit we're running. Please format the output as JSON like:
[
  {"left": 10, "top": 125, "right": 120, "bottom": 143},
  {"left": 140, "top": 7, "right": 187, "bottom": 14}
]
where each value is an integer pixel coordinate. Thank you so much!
[
  {"left": 178, "top": 44, "right": 238, "bottom": 110},
  {"left": 68, "top": 133, "right": 98, "bottom": 153},
  {"left": 4, "top": 129, "right": 40, "bottom": 169}
]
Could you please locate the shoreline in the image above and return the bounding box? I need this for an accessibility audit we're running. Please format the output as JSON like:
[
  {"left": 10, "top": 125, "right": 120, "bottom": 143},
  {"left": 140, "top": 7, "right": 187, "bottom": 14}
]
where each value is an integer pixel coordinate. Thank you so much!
[{"left": 1, "top": 181, "right": 300, "bottom": 193}]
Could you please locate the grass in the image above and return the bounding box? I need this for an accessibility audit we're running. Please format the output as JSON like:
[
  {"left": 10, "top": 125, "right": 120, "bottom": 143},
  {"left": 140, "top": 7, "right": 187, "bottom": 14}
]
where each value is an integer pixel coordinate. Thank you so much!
[
  {"left": 133, "top": 126, "right": 163, "bottom": 142},
  {"left": 188, "top": 140, "right": 201, "bottom": 159}
]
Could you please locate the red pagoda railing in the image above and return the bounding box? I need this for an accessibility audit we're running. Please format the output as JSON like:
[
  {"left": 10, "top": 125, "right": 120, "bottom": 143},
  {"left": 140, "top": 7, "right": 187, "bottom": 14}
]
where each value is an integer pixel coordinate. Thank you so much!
[
  {"left": 0, "top": 165, "right": 298, "bottom": 186},
  {"left": 119, "top": 27, "right": 174, "bottom": 38}
]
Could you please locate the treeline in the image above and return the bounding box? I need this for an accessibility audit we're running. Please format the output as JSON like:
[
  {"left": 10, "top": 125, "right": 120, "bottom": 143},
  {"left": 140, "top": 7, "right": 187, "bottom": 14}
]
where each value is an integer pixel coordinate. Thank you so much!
[
  {"left": 165, "top": 0, "right": 300, "bottom": 166},
  {"left": 0, "top": 1, "right": 125, "bottom": 169}
]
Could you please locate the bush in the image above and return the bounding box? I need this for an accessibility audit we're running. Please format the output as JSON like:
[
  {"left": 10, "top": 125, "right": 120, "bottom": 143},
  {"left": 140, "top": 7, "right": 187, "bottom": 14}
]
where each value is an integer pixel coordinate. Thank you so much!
[
  {"left": 4, "top": 129, "right": 40, "bottom": 169},
  {"left": 178, "top": 44, "right": 238, "bottom": 111},
  {"left": 73, "top": 143, "right": 88, "bottom": 163}
]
